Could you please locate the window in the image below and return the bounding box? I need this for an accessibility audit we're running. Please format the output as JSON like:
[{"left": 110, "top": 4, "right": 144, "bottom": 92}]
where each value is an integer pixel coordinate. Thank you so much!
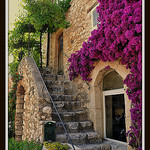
[
  {"left": 103, "top": 71, "right": 124, "bottom": 91},
  {"left": 91, "top": 4, "right": 99, "bottom": 30},
  {"left": 103, "top": 71, "right": 127, "bottom": 143}
]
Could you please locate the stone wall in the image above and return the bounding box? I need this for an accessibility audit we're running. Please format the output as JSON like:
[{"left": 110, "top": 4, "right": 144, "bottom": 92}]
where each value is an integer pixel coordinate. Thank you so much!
[
  {"left": 15, "top": 57, "right": 52, "bottom": 142},
  {"left": 46, "top": 0, "right": 99, "bottom": 115},
  {"left": 48, "top": 0, "right": 98, "bottom": 76},
  {"left": 42, "top": 1, "right": 133, "bottom": 149}
]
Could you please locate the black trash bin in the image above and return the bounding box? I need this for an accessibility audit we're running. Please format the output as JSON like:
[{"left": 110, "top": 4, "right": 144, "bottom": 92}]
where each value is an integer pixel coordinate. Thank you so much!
[{"left": 44, "top": 121, "right": 56, "bottom": 142}]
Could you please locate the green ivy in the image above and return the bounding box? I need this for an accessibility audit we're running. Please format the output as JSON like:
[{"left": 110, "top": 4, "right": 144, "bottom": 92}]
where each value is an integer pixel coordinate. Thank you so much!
[{"left": 8, "top": 64, "right": 23, "bottom": 138}]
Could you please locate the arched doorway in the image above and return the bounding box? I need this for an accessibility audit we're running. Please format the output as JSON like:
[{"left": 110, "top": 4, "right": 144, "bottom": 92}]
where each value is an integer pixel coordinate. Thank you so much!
[
  {"left": 58, "top": 33, "right": 63, "bottom": 75},
  {"left": 15, "top": 85, "right": 25, "bottom": 142},
  {"left": 88, "top": 60, "right": 131, "bottom": 146},
  {"left": 103, "top": 71, "right": 126, "bottom": 143}
]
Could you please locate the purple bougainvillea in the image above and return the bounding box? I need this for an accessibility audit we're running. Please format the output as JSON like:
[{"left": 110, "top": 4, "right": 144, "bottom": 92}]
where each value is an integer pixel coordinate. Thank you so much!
[{"left": 68, "top": 0, "right": 142, "bottom": 149}]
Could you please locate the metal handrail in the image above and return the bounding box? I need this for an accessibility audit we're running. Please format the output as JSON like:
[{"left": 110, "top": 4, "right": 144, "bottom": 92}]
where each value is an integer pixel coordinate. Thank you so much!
[
  {"left": 32, "top": 57, "right": 76, "bottom": 150},
  {"left": 49, "top": 94, "right": 76, "bottom": 150}
]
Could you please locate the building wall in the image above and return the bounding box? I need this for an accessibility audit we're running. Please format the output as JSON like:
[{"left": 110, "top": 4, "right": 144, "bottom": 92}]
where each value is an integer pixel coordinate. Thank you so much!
[
  {"left": 47, "top": 0, "right": 100, "bottom": 110},
  {"left": 46, "top": 1, "right": 133, "bottom": 149},
  {"left": 48, "top": 0, "right": 98, "bottom": 76}
]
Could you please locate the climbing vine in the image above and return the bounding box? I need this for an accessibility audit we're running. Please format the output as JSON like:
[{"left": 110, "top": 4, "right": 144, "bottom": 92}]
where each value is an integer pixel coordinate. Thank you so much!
[
  {"left": 8, "top": 69, "right": 23, "bottom": 138},
  {"left": 68, "top": 0, "right": 142, "bottom": 149}
]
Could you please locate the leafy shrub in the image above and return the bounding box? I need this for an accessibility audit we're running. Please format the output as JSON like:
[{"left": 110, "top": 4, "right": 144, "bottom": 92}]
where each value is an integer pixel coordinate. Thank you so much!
[
  {"left": 43, "top": 141, "right": 69, "bottom": 150},
  {"left": 8, "top": 138, "right": 43, "bottom": 150}
]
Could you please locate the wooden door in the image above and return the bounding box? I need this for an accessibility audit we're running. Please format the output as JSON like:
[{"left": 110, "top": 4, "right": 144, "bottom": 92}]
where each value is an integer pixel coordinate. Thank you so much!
[{"left": 58, "top": 33, "right": 63, "bottom": 74}]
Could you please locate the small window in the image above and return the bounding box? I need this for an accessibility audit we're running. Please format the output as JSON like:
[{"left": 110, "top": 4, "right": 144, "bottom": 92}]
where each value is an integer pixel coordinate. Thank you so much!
[
  {"left": 91, "top": 4, "right": 99, "bottom": 30},
  {"left": 103, "top": 71, "right": 124, "bottom": 91}
]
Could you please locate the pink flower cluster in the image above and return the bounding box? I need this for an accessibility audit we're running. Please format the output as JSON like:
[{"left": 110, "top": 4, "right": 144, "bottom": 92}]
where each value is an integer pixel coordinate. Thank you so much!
[{"left": 68, "top": 0, "right": 142, "bottom": 149}]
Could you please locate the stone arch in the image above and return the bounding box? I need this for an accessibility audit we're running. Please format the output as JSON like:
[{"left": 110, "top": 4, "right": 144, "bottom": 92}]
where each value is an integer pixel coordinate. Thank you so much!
[
  {"left": 89, "top": 60, "right": 131, "bottom": 140},
  {"left": 54, "top": 28, "right": 64, "bottom": 73},
  {"left": 15, "top": 81, "right": 25, "bottom": 142}
]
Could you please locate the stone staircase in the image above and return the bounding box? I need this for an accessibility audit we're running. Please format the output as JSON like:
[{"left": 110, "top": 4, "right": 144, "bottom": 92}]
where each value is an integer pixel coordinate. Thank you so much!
[
  {"left": 40, "top": 69, "right": 102, "bottom": 146},
  {"left": 40, "top": 68, "right": 127, "bottom": 150}
]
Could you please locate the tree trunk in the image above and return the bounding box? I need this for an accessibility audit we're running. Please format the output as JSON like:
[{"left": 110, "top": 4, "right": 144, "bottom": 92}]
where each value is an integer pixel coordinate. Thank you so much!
[
  {"left": 46, "top": 32, "right": 50, "bottom": 67},
  {"left": 28, "top": 24, "right": 31, "bottom": 56},
  {"left": 39, "top": 31, "right": 43, "bottom": 68},
  {"left": 20, "top": 34, "right": 24, "bottom": 60}
]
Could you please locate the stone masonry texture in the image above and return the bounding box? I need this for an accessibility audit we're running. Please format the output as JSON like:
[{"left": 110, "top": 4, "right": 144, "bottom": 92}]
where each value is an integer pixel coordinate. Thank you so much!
[
  {"left": 15, "top": 57, "right": 52, "bottom": 142},
  {"left": 45, "top": 1, "right": 133, "bottom": 149},
  {"left": 14, "top": 1, "right": 134, "bottom": 149}
]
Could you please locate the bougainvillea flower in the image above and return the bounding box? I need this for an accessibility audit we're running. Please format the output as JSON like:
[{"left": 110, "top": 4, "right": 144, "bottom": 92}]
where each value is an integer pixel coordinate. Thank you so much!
[{"left": 68, "top": 0, "right": 142, "bottom": 149}]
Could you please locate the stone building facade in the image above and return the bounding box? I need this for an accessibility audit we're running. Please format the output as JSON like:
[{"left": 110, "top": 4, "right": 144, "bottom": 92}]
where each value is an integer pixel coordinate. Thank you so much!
[
  {"left": 42, "top": 0, "right": 133, "bottom": 149},
  {"left": 43, "top": 0, "right": 99, "bottom": 75},
  {"left": 15, "top": 0, "right": 134, "bottom": 149}
]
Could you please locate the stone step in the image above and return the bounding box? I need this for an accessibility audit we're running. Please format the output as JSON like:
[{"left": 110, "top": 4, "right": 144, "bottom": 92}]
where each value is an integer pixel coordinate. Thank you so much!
[
  {"left": 75, "top": 140, "right": 127, "bottom": 150},
  {"left": 41, "top": 73, "right": 64, "bottom": 81},
  {"left": 48, "top": 86, "right": 65, "bottom": 94},
  {"left": 56, "top": 132, "right": 102, "bottom": 145},
  {"left": 39, "top": 68, "right": 53, "bottom": 74},
  {"left": 44, "top": 80, "right": 70, "bottom": 88},
  {"left": 48, "top": 86, "right": 73, "bottom": 95},
  {"left": 52, "top": 110, "right": 88, "bottom": 122},
  {"left": 52, "top": 101, "right": 82, "bottom": 112},
  {"left": 39, "top": 67, "right": 57, "bottom": 74},
  {"left": 64, "top": 87, "right": 73, "bottom": 95},
  {"left": 51, "top": 94, "right": 76, "bottom": 101},
  {"left": 55, "top": 121, "right": 94, "bottom": 134},
  {"left": 44, "top": 80, "right": 64, "bottom": 86}
]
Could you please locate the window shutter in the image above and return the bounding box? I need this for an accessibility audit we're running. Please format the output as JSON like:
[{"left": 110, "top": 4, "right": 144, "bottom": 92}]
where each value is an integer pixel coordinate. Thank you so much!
[
  {"left": 93, "top": 9, "right": 99, "bottom": 28},
  {"left": 91, "top": 4, "right": 100, "bottom": 30}
]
